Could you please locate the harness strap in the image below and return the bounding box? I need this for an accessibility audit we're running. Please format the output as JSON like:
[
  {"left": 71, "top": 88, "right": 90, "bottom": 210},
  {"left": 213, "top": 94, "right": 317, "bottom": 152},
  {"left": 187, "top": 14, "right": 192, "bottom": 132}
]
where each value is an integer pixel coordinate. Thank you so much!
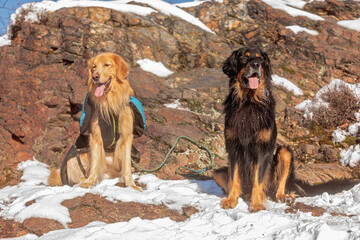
[{"left": 76, "top": 154, "right": 88, "bottom": 178}]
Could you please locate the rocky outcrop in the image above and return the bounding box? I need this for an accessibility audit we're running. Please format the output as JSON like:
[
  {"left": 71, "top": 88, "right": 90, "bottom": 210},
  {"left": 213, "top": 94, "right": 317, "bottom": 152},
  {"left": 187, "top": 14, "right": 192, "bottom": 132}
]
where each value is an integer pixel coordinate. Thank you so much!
[{"left": 1, "top": 0, "right": 359, "bottom": 186}]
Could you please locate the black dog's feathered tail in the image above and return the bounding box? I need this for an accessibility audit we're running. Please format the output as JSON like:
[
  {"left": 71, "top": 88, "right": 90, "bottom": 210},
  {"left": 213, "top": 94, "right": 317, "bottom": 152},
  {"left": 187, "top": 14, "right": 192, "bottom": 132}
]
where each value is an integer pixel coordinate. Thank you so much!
[{"left": 213, "top": 146, "right": 304, "bottom": 198}]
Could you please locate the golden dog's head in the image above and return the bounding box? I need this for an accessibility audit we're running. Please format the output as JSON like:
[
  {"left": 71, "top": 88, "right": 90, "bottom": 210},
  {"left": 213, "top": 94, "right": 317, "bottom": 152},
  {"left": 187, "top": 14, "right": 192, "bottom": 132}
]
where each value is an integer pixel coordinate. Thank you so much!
[{"left": 88, "top": 53, "right": 129, "bottom": 98}]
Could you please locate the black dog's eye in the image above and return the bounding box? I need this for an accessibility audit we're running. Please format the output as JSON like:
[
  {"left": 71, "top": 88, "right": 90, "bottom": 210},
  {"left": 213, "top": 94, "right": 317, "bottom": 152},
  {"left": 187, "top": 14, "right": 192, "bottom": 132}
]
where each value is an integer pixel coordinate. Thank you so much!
[{"left": 241, "top": 56, "right": 248, "bottom": 64}]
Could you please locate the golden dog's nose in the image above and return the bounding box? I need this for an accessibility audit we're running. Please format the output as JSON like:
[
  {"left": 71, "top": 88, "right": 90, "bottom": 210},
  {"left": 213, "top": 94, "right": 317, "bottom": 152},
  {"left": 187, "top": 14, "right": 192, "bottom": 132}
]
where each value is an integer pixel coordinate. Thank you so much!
[{"left": 92, "top": 73, "right": 100, "bottom": 82}]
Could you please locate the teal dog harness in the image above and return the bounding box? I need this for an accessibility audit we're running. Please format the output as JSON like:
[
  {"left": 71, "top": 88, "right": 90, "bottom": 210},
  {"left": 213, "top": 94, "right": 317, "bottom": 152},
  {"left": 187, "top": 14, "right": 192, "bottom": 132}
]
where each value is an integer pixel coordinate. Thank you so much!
[{"left": 60, "top": 93, "right": 146, "bottom": 185}]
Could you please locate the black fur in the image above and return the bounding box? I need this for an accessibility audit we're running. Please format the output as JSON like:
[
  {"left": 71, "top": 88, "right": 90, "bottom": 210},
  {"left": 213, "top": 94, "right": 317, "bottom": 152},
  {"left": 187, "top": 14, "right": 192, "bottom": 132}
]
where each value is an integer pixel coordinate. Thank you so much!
[{"left": 223, "top": 47, "right": 276, "bottom": 194}]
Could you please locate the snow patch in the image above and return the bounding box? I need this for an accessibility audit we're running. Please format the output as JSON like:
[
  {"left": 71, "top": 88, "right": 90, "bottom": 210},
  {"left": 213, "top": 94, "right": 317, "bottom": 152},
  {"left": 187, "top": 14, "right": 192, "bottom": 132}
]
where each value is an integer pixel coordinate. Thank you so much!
[
  {"left": 285, "top": 25, "right": 318, "bottom": 35},
  {"left": 0, "top": 34, "right": 11, "bottom": 47},
  {"left": 272, "top": 74, "right": 303, "bottom": 95},
  {"left": 136, "top": 59, "right": 174, "bottom": 77},
  {"left": 348, "top": 122, "right": 360, "bottom": 137},
  {"left": 260, "top": 0, "right": 324, "bottom": 21},
  {"left": 332, "top": 128, "right": 349, "bottom": 144},
  {"left": 131, "top": 0, "right": 214, "bottom": 33},
  {"left": 8, "top": 0, "right": 214, "bottom": 38},
  {"left": 1, "top": 160, "right": 360, "bottom": 239},
  {"left": 10, "top": 0, "right": 156, "bottom": 27},
  {"left": 340, "top": 145, "right": 360, "bottom": 167},
  {"left": 164, "top": 99, "right": 184, "bottom": 110},
  {"left": 175, "top": 0, "right": 223, "bottom": 8},
  {"left": 338, "top": 18, "right": 360, "bottom": 32}
]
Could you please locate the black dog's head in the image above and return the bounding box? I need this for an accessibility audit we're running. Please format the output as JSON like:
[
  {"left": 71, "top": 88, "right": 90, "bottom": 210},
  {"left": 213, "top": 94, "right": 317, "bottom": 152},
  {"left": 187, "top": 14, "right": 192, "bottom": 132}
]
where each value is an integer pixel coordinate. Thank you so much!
[{"left": 223, "top": 46, "right": 272, "bottom": 90}]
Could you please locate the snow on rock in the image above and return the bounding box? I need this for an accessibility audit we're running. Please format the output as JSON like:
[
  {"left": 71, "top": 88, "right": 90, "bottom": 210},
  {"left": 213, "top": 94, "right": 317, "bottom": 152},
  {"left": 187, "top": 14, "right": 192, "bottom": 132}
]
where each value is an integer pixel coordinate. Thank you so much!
[
  {"left": 1, "top": 159, "right": 360, "bottom": 239},
  {"left": 272, "top": 74, "right": 303, "bottom": 95},
  {"left": 10, "top": 0, "right": 156, "bottom": 26},
  {"left": 275, "top": 0, "right": 307, "bottom": 9},
  {"left": 260, "top": 0, "right": 324, "bottom": 21},
  {"left": 0, "top": 34, "right": 11, "bottom": 47},
  {"left": 175, "top": 1, "right": 206, "bottom": 8},
  {"left": 164, "top": 99, "right": 184, "bottom": 110},
  {"left": 9, "top": 0, "right": 214, "bottom": 38},
  {"left": 332, "top": 128, "right": 349, "bottom": 144},
  {"left": 348, "top": 122, "right": 360, "bottom": 137},
  {"left": 340, "top": 145, "right": 360, "bottom": 167},
  {"left": 285, "top": 25, "right": 318, "bottom": 35},
  {"left": 338, "top": 18, "right": 360, "bottom": 32},
  {"left": 136, "top": 59, "right": 174, "bottom": 77},
  {"left": 175, "top": 0, "right": 223, "bottom": 8},
  {"left": 300, "top": 183, "right": 360, "bottom": 216},
  {"left": 0, "top": 159, "right": 88, "bottom": 227},
  {"left": 355, "top": 111, "right": 360, "bottom": 122},
  {"left": 130, "top": 0, "right": 215, "bottom": 34}
]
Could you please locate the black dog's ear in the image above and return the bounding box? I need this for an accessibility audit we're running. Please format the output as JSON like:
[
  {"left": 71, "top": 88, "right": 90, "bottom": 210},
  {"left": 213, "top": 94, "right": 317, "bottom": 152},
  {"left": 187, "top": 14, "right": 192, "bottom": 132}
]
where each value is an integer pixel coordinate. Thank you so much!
[
  {"left": 261, "top": 51, "right": 273, "bottom": 78},
  {"left": 222, "top": 49, "right": 242, "bottom": 78}
]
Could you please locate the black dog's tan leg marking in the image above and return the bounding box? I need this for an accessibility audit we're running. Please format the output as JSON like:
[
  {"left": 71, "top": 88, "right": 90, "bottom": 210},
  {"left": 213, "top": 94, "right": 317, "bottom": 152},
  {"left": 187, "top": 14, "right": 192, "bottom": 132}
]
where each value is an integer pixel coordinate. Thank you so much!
[
  {"left": 221, "top": 164, "right": 241, "bottom": 209},
  {"left": 250, "top": 164, "right": 266, "bottom": 212},
  {"left": 275, "top": 147, "right": 295, "bottom": 205},
  {"left": 256, "top": 128, "right": 271, "bottom": 143}
]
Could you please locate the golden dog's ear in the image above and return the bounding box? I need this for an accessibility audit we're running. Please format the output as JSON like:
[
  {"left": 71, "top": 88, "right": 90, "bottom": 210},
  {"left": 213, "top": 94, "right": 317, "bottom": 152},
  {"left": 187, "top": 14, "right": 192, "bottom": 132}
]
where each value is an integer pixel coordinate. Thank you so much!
[
  {"left": 88, "top": 57, "right": 94, "bottom": 85},
  {"left": 114, "top": 54, "right": 129, "bottom": 82}
]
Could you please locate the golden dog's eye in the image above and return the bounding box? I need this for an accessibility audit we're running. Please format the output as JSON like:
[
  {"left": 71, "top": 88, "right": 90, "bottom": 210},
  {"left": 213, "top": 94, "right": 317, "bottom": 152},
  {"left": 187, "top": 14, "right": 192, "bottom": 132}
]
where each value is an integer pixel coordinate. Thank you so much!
[
  {"left": 92, "top": 64, "right": 96, "bottom": 69},
  {"left": 104, "top": 63, "right": 111, "bottom": 67}
]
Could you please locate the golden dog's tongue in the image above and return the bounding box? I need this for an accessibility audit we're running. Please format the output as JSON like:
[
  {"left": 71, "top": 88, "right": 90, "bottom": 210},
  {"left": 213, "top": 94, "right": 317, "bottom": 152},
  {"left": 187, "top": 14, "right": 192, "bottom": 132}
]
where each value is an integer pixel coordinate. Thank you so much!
[
  {"left": 248, "top": 77, "right": 259, "bottom": 89},
  {"left": 94, "top": 84, "right": 105, "bottom": 97}
]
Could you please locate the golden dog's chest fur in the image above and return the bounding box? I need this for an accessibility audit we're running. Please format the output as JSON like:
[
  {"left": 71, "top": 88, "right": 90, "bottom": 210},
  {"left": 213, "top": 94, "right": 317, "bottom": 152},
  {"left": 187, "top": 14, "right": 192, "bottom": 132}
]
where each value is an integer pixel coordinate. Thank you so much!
[{"left": 49, "top": 53, "right": 140, "bottom": 191}]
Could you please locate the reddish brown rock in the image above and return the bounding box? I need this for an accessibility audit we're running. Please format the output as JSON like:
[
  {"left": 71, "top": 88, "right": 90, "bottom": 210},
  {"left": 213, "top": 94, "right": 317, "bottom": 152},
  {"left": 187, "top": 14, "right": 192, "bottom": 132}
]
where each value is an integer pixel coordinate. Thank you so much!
[
  {"left": 23, "top": 218, "right": 64, "bottom": 236},
  {"left": 0, "top": 218, "right": 26, "bottom": 238},
  {"left": 295, "top": 162, "right": 355, "bottom": 185},
  {"left": 286, "top": 202, "right": 325, "bottom": 217}
]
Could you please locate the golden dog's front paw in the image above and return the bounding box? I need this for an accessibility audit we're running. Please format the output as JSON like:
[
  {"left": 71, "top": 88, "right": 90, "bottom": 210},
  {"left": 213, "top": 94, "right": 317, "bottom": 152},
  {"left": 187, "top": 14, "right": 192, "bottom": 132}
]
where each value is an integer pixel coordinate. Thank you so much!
[
  {"left": 249, "top": 204, "right": 266, "bottom": 213},
  {"left": 78, "top": 181, "right": 94, "bottom": 189},
  {"left": 221, "top": 197, "right": 238, "bottom": 209}
]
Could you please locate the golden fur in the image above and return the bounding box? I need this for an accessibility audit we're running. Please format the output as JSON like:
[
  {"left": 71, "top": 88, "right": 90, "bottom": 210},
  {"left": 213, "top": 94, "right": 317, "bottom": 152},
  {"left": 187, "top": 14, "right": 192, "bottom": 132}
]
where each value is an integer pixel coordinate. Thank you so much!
[{"left": 49, "top": 53, "right": 140, "bottom": 190}]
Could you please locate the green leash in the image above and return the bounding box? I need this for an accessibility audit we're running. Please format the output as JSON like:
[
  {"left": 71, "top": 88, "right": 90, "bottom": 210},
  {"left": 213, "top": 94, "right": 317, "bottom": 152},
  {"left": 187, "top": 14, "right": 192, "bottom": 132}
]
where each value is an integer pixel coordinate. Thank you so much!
[{"left": 131, "top": 136, "right": 214, "bottom": 175}]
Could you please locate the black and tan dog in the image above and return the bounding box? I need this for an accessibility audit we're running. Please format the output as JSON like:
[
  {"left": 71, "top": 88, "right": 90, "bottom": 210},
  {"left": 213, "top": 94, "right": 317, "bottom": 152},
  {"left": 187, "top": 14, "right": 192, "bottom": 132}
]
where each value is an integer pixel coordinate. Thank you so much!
[{"left": 214, "top": 46, "right": 295, "bottom": 212}]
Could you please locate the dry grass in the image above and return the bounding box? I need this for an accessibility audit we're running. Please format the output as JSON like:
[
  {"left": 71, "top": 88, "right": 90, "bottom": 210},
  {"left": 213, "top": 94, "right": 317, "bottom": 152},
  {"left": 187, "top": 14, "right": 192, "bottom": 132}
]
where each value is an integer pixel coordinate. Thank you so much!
[
  {"left": 9, "top": 3, "right": 48, "bottom": 40},
  {"left": 308, "top": 85, "right": 360, "bottom": 129}
]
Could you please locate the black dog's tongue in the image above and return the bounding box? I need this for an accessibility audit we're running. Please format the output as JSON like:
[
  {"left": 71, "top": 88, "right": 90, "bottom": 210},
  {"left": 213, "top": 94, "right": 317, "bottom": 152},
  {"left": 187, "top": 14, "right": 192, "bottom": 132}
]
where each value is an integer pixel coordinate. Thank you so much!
[{"left": 248, "top": 76, "right": 259, "bottom": 89}]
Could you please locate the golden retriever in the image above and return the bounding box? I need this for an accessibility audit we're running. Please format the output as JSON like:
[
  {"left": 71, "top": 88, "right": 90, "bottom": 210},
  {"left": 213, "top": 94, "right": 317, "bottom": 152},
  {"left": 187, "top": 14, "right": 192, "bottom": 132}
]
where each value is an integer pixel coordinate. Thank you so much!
[{"left": 49, "top": 53, "right": 140, "bottom": 190}]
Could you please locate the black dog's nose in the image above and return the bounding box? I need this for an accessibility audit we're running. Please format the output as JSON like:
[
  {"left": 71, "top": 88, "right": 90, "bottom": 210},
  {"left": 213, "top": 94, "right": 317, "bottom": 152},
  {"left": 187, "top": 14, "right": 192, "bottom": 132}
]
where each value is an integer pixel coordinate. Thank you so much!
[
  {"left": 250, "top": 61, "right": 260, "bottom": 69},
  {"left": 92, "top": 73, "right": 100, "bottom": 82}
]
